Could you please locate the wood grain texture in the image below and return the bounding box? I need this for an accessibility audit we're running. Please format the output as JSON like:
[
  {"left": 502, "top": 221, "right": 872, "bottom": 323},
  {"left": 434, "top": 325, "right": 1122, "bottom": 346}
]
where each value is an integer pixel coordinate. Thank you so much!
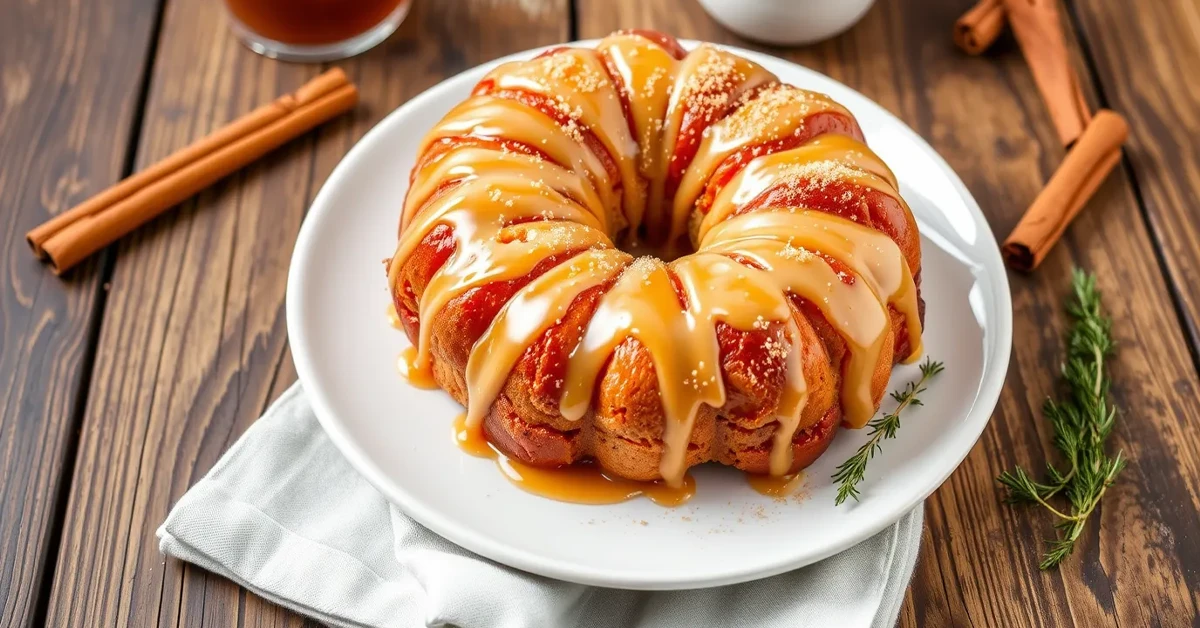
[
  {"left": 577, "top": 0, "right": 1200, "bottom": 626},
  {"left": 1066, "top": 0, "right": 1200, "bottom": 371},
  {"left": 22, "top": 0, "right": 1200, "bottom": 626},
  {"left": 41, "top": 0, "right": 567, "bottom": 626},
  {"left": 0, "top": 0, "right": 160, "bottom": 625}
]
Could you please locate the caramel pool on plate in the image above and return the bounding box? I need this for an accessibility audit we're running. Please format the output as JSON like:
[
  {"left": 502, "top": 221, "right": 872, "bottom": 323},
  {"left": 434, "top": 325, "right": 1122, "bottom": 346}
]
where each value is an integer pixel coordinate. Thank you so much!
[
  {"left": 747, "top": 471, "right": 805, "bottom": 498},
  {"left": 452, "top": 413, "right": 696, "bottom": 507},
  {"left": 396, "top": 346, "right": 438, "bottom": 389}
]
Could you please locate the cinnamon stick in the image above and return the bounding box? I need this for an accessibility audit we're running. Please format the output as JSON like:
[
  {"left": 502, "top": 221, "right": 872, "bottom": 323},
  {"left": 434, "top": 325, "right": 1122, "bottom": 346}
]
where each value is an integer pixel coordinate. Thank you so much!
[
  {"left": 954, "top": 0, "right": 1007, "bottom": 55},
  {"left": 27, "top": 68, "right": 357, "bottom": 275},
  {"left": 1002, "top": 0, "right": 1091, "bottom": 146},
  {"left": 1002, "top": 110, "right": 1128, "bottom": 271}
]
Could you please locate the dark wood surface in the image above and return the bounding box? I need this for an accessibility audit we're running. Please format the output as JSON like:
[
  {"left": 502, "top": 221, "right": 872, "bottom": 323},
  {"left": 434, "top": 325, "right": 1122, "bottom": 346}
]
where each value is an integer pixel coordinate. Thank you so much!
[
  {"left": 0, "top": 0, "right": 161, "bottom": 626},
  {"left": 2, "top": 0, "right": 1197, "bottom": 626},
  {"left": 1068, "top": 0, "right": 1200, "bottom": 366}
]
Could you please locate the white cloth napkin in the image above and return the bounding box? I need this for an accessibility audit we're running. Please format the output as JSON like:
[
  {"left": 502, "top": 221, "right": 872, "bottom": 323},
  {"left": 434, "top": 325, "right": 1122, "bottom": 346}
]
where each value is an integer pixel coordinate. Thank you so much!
[{"left": 158, "top": 384, "right": 923, "bottom": 628}]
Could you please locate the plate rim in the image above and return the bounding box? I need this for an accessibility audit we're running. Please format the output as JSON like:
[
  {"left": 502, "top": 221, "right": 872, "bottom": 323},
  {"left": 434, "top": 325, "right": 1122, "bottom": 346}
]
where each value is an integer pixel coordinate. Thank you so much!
[{"left": 286, "top": 40, "right": 1014, "bottom": 589}]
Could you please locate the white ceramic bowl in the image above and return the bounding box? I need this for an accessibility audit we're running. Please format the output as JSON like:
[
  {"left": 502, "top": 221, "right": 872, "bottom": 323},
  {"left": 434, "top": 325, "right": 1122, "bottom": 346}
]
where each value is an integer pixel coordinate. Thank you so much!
[{"left": 697, "top": 0, "right": 876, "bottom": 46}]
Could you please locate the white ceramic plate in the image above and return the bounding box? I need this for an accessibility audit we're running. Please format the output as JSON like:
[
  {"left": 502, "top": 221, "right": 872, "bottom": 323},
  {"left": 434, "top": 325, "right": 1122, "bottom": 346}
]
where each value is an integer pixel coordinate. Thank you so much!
[{"left": 287, "top": 41, "right": 1012, "bottom": 590}]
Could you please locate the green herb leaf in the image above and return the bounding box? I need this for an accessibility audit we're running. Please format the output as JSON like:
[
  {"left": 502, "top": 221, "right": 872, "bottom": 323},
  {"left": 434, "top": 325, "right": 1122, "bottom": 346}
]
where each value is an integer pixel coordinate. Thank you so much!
[
  {"left": 833, "top": 357, "right": 944, "bottom": 505},
  {"left": 997, "top": 269, "right": 1124, "bottom": 569}
]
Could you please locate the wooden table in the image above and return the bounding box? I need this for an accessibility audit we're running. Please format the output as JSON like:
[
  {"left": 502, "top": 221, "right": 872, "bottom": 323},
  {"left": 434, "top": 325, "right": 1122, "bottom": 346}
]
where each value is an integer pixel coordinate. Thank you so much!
[{"left": 3, "top": 0, "right": 1198, "bottom": 625}]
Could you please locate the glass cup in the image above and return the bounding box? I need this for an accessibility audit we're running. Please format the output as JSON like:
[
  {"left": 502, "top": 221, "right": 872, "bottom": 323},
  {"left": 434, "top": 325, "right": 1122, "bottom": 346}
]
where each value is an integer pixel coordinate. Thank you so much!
[{"left": 225, "top": 0, "right": 412, "bottom": 62}]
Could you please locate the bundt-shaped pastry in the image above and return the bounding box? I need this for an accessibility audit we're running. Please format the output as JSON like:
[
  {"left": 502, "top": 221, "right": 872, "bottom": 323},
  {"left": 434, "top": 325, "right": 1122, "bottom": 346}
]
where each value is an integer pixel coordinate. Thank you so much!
[{"left": 386, "top": 30, "right": 924, "bottom": 488}]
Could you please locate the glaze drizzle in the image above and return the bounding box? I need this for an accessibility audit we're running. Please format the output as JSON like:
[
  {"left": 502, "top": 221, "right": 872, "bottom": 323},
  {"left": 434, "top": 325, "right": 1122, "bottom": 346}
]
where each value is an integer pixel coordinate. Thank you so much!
[{"left": 387, "top": 32, "right": 924, "bottom": 487}]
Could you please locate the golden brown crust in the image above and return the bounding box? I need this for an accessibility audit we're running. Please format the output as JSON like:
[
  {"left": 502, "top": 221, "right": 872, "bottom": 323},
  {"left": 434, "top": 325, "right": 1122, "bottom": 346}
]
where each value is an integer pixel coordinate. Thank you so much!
[
  {"left": 389, "top": 32, "right": 924, "bottom": 482},
  {"left": 397, "top": 251, "right": 875, "bottom": 480}
]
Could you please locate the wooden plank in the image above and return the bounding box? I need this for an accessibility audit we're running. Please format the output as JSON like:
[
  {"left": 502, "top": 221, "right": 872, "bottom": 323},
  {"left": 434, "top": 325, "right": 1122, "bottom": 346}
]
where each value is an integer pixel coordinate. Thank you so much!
[
  {"left": 41, "top": 0, "right": 569, "bottom": 625},
  {"left": 576, "top": 1, "right": 1200, "bottom": 626},
  {"left": 1065, "top": 0, "right": 1200, "bottom": 376},
  {"left": 0, "top": 0, "right": 161, "bottom": 625},
  {"left": 1061, "top": 4, "right": 1200, "bottom": 623}
]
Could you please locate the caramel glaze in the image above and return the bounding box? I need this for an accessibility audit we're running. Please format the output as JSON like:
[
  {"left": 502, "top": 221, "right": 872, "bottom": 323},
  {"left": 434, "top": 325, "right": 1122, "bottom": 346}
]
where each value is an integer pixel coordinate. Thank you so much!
[
  {"left": 397, "top": 346, "right": 438, "bottom": 389},
  {"left": 452, "top": 413, "right": 695, "bottom": 507},
  {"left": 390, "top": 305, "right": 438, "bottom": 388},
  {"left": 747, "top": 471, "right": 805, "bottom": 498},
  {"left": 386, "top": 30, "right": 924, "bottom": 490}
]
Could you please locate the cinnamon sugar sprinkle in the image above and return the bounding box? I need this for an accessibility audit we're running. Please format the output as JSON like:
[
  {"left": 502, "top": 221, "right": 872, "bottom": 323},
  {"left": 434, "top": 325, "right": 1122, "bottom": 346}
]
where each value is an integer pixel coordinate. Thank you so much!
[
  {"left": 770, "top": 159, "right": 870, "bottom": 194},
  {"left": 536, "top": 52, "right": 610, "bottom": 94},
  {"left": 679, "top": 48, "right": 747, "bottom": 125},
  {"left": 717, "top": 84, "right": 823, "bottom": 141}
]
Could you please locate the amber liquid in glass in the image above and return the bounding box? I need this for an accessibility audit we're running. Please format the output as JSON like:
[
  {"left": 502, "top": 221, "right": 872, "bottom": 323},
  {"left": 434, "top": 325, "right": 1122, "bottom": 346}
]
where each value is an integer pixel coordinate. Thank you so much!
[{"left": 226, "top": 0, "right": 409, "bottom": 46}]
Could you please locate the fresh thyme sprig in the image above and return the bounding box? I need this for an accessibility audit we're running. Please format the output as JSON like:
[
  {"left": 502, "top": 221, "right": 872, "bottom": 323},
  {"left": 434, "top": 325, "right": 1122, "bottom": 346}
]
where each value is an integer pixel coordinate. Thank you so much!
[
  {"left": 997, "top": 269, "right": 1125, "bottom": 569},
  {"left": 833, "top": 357, "right": 944, "bottom": 505}
]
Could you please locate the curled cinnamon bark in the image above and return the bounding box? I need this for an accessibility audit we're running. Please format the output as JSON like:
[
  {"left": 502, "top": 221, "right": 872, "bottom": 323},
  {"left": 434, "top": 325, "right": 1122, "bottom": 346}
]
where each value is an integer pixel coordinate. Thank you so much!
[
  {"left": 27, "top": 68, "right": 357, "bottom": 275},
  {"left": 1003, "top": 0, "right": 1091, "bottom": 146},
  {"left": 954, "top": 0, "right": 1007, "bottom": 55},
  {"left": 1002, "top": 110, "right": 1128, "bottom": 271}
]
